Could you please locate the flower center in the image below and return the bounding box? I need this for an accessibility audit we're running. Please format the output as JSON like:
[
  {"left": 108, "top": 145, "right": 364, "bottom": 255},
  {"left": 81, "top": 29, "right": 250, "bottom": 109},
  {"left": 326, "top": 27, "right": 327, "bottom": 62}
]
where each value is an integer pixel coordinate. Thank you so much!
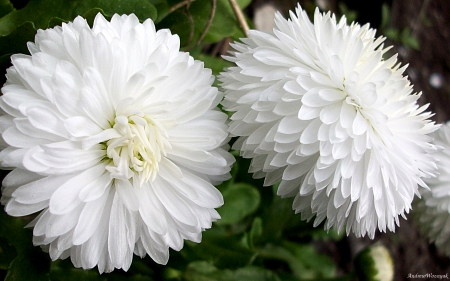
[{"left": 105, "top": 112, "right": 170, "bottom": 184}]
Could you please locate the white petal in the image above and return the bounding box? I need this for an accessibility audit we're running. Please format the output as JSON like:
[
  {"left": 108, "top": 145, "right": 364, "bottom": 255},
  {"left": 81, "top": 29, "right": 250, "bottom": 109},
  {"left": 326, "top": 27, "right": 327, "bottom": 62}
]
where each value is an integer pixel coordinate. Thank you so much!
[
  {"left": 49, "top": 164, "right": 106, "bottom": 215},
  {"left": 13, "top": 174, "right": 73, "bottom": 204},
  {"left": 115, "top": 179, "right": 139, "bottom": 212},
  {"left": 64, "top": 116, "right": 103, "bottom": 138},
  {"left": 138, "top": 183, "right": 168, "bottom": 235},
  {"left": 78, "top": 171, "right": 112, "bottom": 202},
  {"left": 352, "top": 111, "right": 367, "bottom": 135},
  {"left": 153, "top": 176, "right": 197, "bottom": 226},
  {"left": 5, "top": 199, "right": 48, "bottom": 216},
  {"left": 108, "top": 193, "right": 133, "bottom": 270},
  {"left": 73, "top": 192, "right": 110, "bottom": 245}
]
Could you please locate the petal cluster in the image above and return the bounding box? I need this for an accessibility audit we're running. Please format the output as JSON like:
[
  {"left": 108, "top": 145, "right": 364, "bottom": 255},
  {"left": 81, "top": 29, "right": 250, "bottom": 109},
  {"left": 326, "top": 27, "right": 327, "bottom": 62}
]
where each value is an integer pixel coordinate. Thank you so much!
[
  {"left": 415, "top": 122, "right": 450, "bottom": 256},
  {"left": 0, "top": 13, "right": 233, "bottom": 273},
  {"left": 220, "top": 5, "right": 438, "bottom": 238}
]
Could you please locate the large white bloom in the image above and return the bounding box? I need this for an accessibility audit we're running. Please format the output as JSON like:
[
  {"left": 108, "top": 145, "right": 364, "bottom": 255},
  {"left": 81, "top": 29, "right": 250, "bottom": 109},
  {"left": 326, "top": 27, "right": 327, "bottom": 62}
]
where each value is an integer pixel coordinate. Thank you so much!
[
  {"left": 415, "top": 122, "right": 450, "bottom": 256},
  {"left": 0, "top": 13, "right": 234, "bottom": 273},
  {"left": 220, "top": 5, "right": 439, "bottom": 238}
]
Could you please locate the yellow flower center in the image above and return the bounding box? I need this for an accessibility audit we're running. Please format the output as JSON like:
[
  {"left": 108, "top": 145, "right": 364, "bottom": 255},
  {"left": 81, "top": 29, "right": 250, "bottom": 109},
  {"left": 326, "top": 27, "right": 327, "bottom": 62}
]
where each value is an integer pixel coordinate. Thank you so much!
[{"left": 105, "top": 113, "right": 170, "bottom": 184}]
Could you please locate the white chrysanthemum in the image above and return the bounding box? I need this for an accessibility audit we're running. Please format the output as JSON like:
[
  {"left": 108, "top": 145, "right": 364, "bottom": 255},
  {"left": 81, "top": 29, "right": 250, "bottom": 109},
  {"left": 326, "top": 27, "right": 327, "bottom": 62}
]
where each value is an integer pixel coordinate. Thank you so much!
[
  {"left": 415, "top": 122, "right": 450, "bottom": 256},
  {"left": 0, "top": 13, "right": 234, "bottom": 273},
  {"left": 220, "top": 5, "right": 439, "bottom": 238}
]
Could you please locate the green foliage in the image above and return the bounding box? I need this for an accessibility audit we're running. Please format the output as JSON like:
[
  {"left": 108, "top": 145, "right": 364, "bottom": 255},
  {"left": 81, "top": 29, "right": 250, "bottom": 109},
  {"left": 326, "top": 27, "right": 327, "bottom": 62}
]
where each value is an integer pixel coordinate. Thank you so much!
[
  {"left": 246, "top": 217, "right": 263, "bottom": 249},
  {"left": 0, "top": 209, "right": 51, "bottom": 281},
  {"left": 338, "top": 3, "right": 358, "bottom": 24},
  {"left": 156, "top": 0, "right": 251, "bottom": 47},
  {"left": 195, "top": 53, "right": 232, "bottom": 77},
  {"left": 183, "top": 228, "right": 256, "bottom": 270},
  {"left": 217, "top": 183, "right": 261, "bottom": 225},
  {"left": 0, "top": 237, "right": 16, "bottom": 270},
  {"left": 384, "top": 27, "right": 420, "bottom": 50},
  {"left": 0, "top": 0, "right": 13, "bottom": 18},
  {"left": 379, "top": 3, "right": 419, "bottom": 50},
  {"left": 50, "top": 261, "right": 108, "bottom": 281},
  {"left": 0, "top": 21, "right": 35, "bottom": 70},
  {"left": 182, "top": 262, "right": 279, "bottom": 281},
  {"left": 0, "top": 0, "right": 157, "bottom": 36}
]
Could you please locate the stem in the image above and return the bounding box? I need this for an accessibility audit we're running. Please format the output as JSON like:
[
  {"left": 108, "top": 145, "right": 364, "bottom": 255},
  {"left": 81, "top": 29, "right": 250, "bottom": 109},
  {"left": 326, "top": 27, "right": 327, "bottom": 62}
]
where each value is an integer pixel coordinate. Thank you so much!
[
  {"left": 185, "top": 0, "right": 195, "bottom": 46},
  {"left": 188, "top": 0, "right": 216, "bottom": 49},
  {"left": 167, "top": 0, "right": 191, "bottom": 14},
  {"left": 200, "top": 0, "right": 216, "bottom": 43},
  {"left": 228, "top": 0, "right": 249, "bottom": 35}
]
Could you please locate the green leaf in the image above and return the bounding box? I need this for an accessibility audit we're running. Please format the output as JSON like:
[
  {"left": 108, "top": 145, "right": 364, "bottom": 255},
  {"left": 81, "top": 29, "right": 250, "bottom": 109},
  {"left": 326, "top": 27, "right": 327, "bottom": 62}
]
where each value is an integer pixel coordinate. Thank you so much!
[
  {"left": 147, "top": 0, "right": 170, "bottom": 23},
  {"left": 156, "top": 9, "right": 192, "bottom": 45},
  {"left": 5, "top": 248, "right": 50, "bottom": 281},
  {"left": 220, "top": 0, "right": 252, "bottom": 40},
  {"left": 384, "top": 28, "right": 399, "bottom": 40},
  {"left": 311, "top": 228, "right": 343, "bottom": 241},
  {"left": 0, "top": 0, "right": 157, "bottom": 36},
  {"left": 183, "top": 261, "right": 279, "bottom": 281},
  {"left": 258, "top": 244, "right": 305, "bottom": 278},
  {"left": 190, "top": 53, "right": 232, "bottom": 87},
  {"left": 338, "top": 3, "right": 358, "bottom": 24},
  {"left": 379, "top": 3, "right": 391, "bottom": 31},
  {"left": 184, "top": 261, "right": 219, "bottom": 280},
  {"left": 194, "top": 54, "right": 232, "bottom": 77},
  {"left": 163, "top": 267, "right": 182, "bottom": 280},
  {"left": 49, "top": 259, "right": 106, "bottom": 281},
  {"left": 0, "top": 209, "right": 51, "bottom": 281},
  {"left": 258, "top": 242, "right": 336, "bottom": 279},
  {"left": 258, "top": 188, "right": 297, "bottom": 242},
  {"left": 0, "top": 0, "right": 13, "bottom": 18},
  {"left": 0, "top": 21, "right": 37, "bottom": 57},
  {"left": 282, "top": 241, "right": 336, "bottom": 279},
  {"left": 158, "top": 0, "right": 250, "bottom": 46},
  {"left": 400, "top": 28, "right": 420, "bottom": 50},
  {"left": 0, "top": 237, "right": 17, "bottom": 270},
  {"left": 217, "top": 183, "right": 261, "bottom": 225},
  {"left": 183, "top": 227, "right": 256, "bottom": 269},
  {"left": 246, "top": 217, "right": 262, "bottom": 249},
  {"left": 185, "top": 0, "right": 252, "bottom": 41},
  {"left": 233, "top": 266, "right": 279, "bottom": 281},
  {"left": 235, "top": 0, "right": 251, "bottom": 9}
]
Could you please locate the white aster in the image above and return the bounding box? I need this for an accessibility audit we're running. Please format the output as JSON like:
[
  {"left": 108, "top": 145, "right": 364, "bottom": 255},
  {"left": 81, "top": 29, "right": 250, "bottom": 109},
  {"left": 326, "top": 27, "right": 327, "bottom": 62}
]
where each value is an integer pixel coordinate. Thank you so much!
[
  {"left": 220, "top": 5, "right": 439, "bottom": 238},
  {"left": 415, "top": 122, "right": 450, "bottom": 256},
  {"left": 0, "top": 13, "right": 234, "bottom": 273}
]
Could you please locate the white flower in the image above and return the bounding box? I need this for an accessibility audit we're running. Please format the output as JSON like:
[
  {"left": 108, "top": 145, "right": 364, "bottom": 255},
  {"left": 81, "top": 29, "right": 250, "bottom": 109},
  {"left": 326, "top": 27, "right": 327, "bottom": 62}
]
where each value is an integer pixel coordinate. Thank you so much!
[
  {"left": 220, "top": 5, "right": 439, "bottom": 238},
  {"left": 0, "top": 13, "right": 234, "bottom": 273},
  {"left": 415, "top": 122, "right": 450, "bottom": 256}
]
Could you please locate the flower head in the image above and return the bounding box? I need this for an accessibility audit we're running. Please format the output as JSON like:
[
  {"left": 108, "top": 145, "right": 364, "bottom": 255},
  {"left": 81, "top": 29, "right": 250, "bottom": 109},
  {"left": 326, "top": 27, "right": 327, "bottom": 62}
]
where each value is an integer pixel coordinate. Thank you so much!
[
  {"left": 354, "top": 244, "right": 394, "bottom": 281},
  {"left": 415, "top": 122, "right": 450, "bottom": 256},
  {"left": 220, "top": 5, "right": 439, "bottom": 238},
  {"left": 0, "top": 13, "right": 233, "bottom": 273}
]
